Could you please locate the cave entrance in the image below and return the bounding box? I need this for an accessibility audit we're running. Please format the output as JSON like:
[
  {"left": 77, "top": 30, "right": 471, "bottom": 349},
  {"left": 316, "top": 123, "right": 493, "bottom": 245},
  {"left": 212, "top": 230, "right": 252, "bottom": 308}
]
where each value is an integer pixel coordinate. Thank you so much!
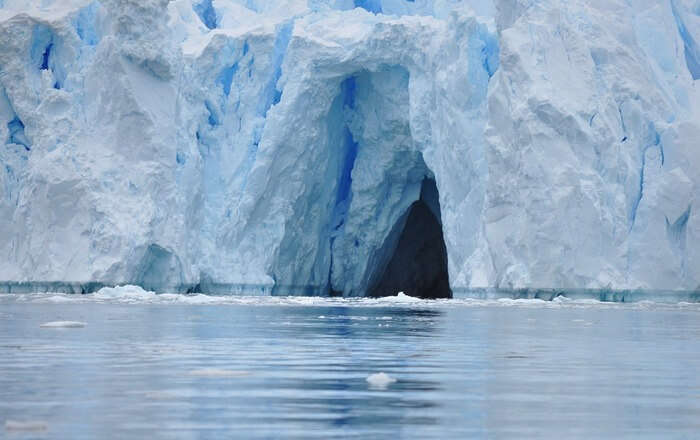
[
  {"left": 269, "top": 65, "right": 453, "bottom": 298},
  {"left": 368, "top": 178, "right": 452, "bottom": 299}
]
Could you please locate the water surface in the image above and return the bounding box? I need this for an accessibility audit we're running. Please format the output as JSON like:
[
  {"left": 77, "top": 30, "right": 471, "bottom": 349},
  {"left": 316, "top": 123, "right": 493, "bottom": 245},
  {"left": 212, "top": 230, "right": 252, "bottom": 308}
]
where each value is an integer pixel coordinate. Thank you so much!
[{"left": 1, "top": 293, "right": 699, "bottom": 439}]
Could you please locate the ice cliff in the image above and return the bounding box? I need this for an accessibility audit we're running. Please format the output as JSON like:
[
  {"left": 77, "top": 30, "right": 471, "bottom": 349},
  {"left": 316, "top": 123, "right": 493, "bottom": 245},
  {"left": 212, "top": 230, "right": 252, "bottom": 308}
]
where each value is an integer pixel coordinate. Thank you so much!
[{"left": 0, "top": 0, "right": 698, "bottom": 295}]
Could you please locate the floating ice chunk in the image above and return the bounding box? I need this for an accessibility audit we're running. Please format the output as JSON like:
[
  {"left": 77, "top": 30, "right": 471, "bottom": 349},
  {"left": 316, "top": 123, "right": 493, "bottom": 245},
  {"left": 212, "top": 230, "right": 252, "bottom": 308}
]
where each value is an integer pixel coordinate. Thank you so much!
[
  {"left": 93, "top": 285, "right": 156, "bottom": 301},
  {"left": 24, "top": 294, "right": 84, "bottom": 304},
  {"left": 39, "top": 321, "right": 86, "bottom": 328},
  {"left": 366, "top": 372, "right": 396, "bottom": 388},
  {"left": 183, "top": 294, "right": 227, "bottom": 304},
  {"left": 496, "top": 298, "right": 547, "bottom": 306},
  {"left": 4, "top": 420, "right": 48, "bottom": 431},
  {"left": 381, "top": 292, "right": 421, "bottom": 303},
  {"left": 159, "top": 293, "right": 221, "bottom": 304},
  {"left": 42, "top": 295, "right": 80, "bottom": 303},
  {"left": 396, "top": 292, "right": 418, "bottom": 300},
  {"left": 188, "top": 368, "right": 250, "bottom": 377}
]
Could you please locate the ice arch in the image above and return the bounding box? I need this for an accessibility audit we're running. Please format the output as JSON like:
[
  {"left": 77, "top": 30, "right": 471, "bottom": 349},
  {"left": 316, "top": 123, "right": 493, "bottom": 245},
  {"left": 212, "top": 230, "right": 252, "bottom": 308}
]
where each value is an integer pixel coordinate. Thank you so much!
[
  {"left": 263, "top": 65, "right": 450, "bottom": 297},
  {"left": 368, "top": 178, "right": 451, "bottom": 298}
]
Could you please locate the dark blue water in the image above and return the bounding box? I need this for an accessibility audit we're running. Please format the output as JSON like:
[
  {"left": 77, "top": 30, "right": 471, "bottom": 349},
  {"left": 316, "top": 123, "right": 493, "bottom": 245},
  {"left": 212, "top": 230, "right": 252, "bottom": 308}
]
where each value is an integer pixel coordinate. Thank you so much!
[{"left": 1, "top": 293, "right": 699, "bottom": 439}]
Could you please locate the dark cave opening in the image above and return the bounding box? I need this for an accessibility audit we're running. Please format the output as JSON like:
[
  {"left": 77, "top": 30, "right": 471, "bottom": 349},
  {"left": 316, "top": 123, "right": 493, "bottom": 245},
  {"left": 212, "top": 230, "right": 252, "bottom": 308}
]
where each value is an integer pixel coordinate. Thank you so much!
[{"left": 369, "top": 178, "right": 452, "bottom": 299}]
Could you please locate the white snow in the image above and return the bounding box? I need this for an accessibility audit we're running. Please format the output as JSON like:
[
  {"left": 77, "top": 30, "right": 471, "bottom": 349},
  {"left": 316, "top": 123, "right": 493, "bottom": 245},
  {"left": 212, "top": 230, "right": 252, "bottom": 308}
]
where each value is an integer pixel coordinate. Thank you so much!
[
  {"left": 39, "top": 321, "right": 86, "bottom": 328},
  {"left": 0, "top": 0, "right": 698, "bottom": 295}
]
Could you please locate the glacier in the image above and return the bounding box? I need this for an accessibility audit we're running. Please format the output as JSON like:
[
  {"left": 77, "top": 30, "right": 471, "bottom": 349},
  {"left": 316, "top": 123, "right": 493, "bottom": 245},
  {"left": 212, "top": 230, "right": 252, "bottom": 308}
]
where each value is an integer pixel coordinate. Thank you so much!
[{"left": 0, "top": 0, "right": 698, "bottom": 296}]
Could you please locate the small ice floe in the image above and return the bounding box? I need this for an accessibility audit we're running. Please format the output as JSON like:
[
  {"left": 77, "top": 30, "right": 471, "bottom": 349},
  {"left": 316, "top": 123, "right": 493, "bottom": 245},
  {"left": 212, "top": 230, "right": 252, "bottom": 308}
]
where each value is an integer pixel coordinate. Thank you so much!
[
  {"left": 188, "top": 368, "right": 250, "bottom": 378},
  {"left": 366, "top": 372, "right": 397, "bottom": 389},
  {"left": 42, "top": 295, "right": 79, "bottom": 303},
  {"left": 162, "top": 293, "right": 221, "bottom": 305},
  {"left": 39, "top": 321, "right": 86, "bottom": 328},
  {"left": 382, "top": 292, "right": 421, "bottom": 303},
  {"left": 5, "top": 420, "right": 48, "bottom": 431},
  {"left": 94, "top": 285, "right": 156, "bottom": 301},
  {"left": 396, "top": 292, "right": 417, "bottom": 301}
]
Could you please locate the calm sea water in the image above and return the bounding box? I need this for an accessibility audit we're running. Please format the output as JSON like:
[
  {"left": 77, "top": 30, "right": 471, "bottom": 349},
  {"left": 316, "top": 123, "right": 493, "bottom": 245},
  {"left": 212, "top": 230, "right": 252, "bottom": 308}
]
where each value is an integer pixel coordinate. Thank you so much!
[{"left": 1, "top": 292, "right": 699, "bottom": 439}]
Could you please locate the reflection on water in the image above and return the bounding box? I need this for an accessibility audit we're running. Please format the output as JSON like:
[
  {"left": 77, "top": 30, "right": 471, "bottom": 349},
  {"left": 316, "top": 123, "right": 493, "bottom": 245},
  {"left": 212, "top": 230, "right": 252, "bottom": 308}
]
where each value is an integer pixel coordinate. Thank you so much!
[{"left": 1, "top": 298, "right": 699, "bottom": 439}]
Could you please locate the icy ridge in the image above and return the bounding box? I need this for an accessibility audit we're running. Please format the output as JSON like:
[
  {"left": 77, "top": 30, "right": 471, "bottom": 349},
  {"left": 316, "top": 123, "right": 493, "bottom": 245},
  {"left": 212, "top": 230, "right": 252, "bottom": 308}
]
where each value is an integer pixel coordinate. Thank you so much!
[{"left": 0, "top": 0, "right": 698, "bottom": 295}]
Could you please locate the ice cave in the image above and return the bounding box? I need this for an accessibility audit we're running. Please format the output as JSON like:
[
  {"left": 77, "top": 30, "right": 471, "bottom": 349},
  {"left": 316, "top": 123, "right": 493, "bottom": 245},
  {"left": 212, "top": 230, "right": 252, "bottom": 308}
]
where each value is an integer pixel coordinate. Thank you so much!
[
  {"left": 368, "top": 178, "right": 451, "bottom": 299},
  {"left": 268, "top": 65, "right": 450, "bottom": 298}
]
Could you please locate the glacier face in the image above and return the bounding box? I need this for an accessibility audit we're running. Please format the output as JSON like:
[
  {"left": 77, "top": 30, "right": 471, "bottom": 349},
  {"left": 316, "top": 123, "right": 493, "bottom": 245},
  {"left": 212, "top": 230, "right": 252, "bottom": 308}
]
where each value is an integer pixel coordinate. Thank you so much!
[{"left": 0, "top": 0, "right": 698, "bottom": 294}]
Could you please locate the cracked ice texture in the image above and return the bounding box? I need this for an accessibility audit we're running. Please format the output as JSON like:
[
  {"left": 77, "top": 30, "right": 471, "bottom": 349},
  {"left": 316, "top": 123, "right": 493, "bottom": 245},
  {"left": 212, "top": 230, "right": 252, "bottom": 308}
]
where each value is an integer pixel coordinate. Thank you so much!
[{"left": 0, "top": 0, "right": 698, "bottom": 294}]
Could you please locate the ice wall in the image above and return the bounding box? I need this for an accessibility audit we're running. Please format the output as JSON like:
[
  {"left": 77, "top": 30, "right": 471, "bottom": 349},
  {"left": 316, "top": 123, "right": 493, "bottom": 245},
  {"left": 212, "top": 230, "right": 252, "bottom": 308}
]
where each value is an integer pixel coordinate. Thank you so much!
[
  {"left": 483, "top": 0, "right": 700, "bottom": 290},
  {"left": 0, "top": 0, "right": 697, "bottom": 294}
]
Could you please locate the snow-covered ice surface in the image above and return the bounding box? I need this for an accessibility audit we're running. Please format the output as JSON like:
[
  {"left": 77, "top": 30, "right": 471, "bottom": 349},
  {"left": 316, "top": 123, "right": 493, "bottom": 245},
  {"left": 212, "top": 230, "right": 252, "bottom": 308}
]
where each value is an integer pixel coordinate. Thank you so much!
[
  {"left": 1, "top": 298, "right": 699, "bottom": 438},
  {"left": 0, "top": 0, "right": 699, "bottom": 295}
]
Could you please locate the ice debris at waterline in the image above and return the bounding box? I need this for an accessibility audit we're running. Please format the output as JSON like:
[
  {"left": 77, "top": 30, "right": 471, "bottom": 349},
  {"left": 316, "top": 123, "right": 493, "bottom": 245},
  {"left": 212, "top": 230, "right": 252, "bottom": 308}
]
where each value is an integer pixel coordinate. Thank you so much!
[
  {"left": 383, "top": 292, "right": 423, "bottom": 303},
  {"left": 0, "top": 1, "right": 699, "bottom": 297},
  {"left": 39, "top": 321, "right": 86, "bottom": 328},
  {"left": 92, "top": 285, "right": 157, "bottom": 300},
  {"left": 5, "top": 290, "right": 700, "bottom": 309},
  {"left": 366, "top": 372, "right": 397, "bottom": 389}
]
